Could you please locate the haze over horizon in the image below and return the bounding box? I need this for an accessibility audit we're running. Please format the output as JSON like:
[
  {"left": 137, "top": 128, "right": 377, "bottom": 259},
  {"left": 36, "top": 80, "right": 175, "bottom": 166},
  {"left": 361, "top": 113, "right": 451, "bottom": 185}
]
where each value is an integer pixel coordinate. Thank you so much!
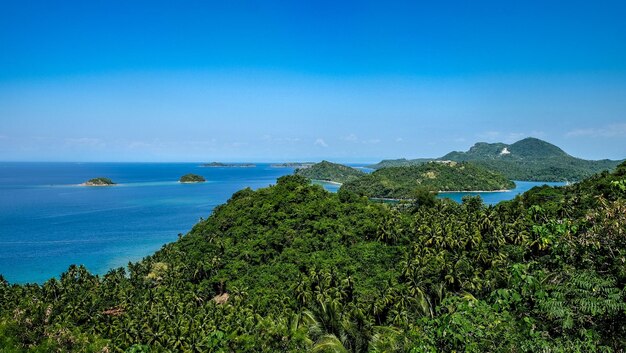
[{"left": 1, "top": 1, "right": 625, "bottom": 162}]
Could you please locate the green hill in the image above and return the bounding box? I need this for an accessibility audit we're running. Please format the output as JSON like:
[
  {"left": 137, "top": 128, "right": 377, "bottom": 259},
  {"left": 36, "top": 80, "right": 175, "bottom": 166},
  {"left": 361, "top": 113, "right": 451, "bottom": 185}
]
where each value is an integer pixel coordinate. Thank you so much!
[
  {"left": 295, "top": 160, "right": 365, "bottom": 183},
  {"left": 369, "top": 137, "right": 623, "bottom": 182},
  {"left": 2, "top": 163, "right": 625, "bottom": 352},
  {"left": 341, "top": 161, "right": 515, "bottom": 199},
  {"left": 440, "top": 137, "right": 568, "bottom": 160}
]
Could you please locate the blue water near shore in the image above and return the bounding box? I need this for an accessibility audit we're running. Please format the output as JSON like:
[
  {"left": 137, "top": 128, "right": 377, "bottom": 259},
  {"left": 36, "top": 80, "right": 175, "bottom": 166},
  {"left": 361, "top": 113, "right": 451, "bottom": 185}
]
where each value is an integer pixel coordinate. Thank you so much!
[
  {"left": 438, "top": 180, "right": 566, "bottom": 205},
  {"left": 0, "top": 163, "right": 564, "bottom": 284},
  {"left": 0, "top": 162, "right": 298, "bottom": 284}
]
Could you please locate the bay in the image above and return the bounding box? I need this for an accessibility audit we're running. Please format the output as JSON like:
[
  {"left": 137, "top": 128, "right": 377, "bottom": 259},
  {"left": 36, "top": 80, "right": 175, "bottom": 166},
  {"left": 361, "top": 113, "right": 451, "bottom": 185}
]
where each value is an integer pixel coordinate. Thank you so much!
[
  {"left": 0, "top": 162, "right": 296, "bottom": 284},
  {"left": 0, "top": 163, "right": 564, "bottom": 284},
  {"left": 438, "top": 180, "right": 566, "bottom": 205}
]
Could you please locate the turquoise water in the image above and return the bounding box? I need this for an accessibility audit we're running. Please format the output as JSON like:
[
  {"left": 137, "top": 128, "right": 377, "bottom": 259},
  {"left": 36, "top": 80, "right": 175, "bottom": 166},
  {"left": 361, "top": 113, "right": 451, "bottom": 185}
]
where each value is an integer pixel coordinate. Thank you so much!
[
  {"left": 0, "top": 163, "right": 298, "bottom": 284},
  {"left": 438, "top": 180, "right": 566, "bottom": 205},
  {"left": 0, "top": 163, "right": 563, "bottom": 284}
]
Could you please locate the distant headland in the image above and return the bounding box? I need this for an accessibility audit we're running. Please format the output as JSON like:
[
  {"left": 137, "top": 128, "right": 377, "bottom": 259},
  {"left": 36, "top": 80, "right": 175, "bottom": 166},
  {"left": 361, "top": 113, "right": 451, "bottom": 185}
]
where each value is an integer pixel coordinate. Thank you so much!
[
  {"left": 202, "top": 162, "right": 256, "bottom": 168},
  {"left": 270, "top": 162, "right": 315, "bottom": 168}
]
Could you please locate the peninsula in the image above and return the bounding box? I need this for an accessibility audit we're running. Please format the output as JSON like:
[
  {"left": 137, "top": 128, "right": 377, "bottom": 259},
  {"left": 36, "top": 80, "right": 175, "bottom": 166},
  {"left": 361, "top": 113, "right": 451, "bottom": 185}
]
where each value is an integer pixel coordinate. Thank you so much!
[
  {"left": 341, "top": 161, "right": 515, "bottom": 199},
  {"left": 295, "top": 160, "right": 365, "bottom": 184},
  {"left": 270, "top": 162, "right": 315, "bottom": 168}
]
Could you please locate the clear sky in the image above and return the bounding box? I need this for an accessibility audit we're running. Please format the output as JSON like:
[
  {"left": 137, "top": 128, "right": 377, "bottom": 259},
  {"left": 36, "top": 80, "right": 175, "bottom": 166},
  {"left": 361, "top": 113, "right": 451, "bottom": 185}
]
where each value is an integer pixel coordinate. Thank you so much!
[{"left": 1, "top": 0, "right": 625, "bottom": 162}]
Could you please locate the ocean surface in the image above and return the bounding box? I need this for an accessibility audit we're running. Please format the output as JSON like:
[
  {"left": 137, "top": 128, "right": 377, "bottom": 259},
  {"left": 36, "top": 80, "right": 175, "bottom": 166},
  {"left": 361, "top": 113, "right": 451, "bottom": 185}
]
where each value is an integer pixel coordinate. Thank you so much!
[
  {"left": 0, "top": 163, "right": 564, "bottom": 284},
  {"left": 438, "top": 180, "right": 566, "bottom": 204}
]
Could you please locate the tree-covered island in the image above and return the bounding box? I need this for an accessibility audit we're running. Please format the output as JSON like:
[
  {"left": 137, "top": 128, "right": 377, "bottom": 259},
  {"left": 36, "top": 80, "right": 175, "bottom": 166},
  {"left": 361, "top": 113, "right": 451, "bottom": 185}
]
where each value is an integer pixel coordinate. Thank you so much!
[
  {"left": 179, "top": 174, "right": 206, "bottom": 183},
  {"left": 82, "top": 177, "right": 116, "bottom": 186}
]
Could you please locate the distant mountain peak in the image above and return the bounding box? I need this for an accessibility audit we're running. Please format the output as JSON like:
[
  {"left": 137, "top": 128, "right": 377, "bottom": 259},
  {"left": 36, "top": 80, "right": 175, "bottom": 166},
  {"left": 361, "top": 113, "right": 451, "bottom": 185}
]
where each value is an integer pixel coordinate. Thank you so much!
[
  {"left": 508, "top": 137, "right": 568, "bottom": 158},
  {"left": 445, "top": 137, "right": 568, "bottom": 160},
  {"left": 368, "top": 137, "right": 622, "bottom": 182}
]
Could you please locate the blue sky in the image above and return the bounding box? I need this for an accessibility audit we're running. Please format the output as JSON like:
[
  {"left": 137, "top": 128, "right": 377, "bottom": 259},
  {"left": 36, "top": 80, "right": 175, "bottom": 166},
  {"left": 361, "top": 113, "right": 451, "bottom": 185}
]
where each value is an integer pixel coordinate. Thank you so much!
[{"left": 1, "top": 0, "right": 625, "bottom": 162}]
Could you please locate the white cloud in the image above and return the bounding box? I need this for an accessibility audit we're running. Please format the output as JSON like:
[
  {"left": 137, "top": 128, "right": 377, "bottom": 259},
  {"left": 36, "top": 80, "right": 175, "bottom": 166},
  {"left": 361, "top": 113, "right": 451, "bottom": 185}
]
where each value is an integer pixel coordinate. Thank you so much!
[
  {"left": 262, "top": 135, "right": 301, "bottom": 143},
  {"left": 395, "top": 137, "right": 404, "bottom": 142},
  {"left": 566, "top": 123, "right": 626, "bottom": 138},
  {"left": 343, "top": 134, "right": 380, "bottom": 144},
  {"left": 65, "top": 137, "right": 105, "bottom": 148},
  {"left": 344, "top": 134, "right": 358, "bottom": 142},
  {"left": 314, "top": 138, "right": 328, "bottom": 148}
]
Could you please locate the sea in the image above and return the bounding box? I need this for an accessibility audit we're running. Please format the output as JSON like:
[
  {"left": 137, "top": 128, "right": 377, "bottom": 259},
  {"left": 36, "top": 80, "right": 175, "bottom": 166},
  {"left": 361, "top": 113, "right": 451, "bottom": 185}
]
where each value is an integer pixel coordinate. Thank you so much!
[{"left": 0, "top": 162, "right": 564, "bottom": 284}]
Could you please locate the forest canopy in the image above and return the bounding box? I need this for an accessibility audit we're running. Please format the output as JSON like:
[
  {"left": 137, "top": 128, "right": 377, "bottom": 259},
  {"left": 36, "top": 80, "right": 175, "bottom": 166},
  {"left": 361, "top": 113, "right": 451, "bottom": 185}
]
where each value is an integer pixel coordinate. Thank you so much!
[{"left": 1, "top": 162, "right": 625, "bottom": 352}]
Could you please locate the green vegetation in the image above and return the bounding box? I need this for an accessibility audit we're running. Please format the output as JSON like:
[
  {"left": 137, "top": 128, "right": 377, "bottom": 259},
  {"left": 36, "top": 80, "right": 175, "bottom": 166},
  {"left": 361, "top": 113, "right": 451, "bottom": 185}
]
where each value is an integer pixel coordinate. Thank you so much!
[
  {"left": 296, "top": 160, "right": 365, "bottom": 184},
  {"left": 179, "top": 173, "right": 206, "bottom": 183},
  {"left": 369, "top": 137, "right": 623, "bottom": 182},
  {"left": 83, "top": 177, "right": 115, "bottom": 186},
  {"left": 341, "top": 161, "right": 515, "bottom": 199},
  {"left": 271, "top": 162, "right": 315, "bottom": 168},
  {"left": 203, "top": 162, "right": 256, "bottom": 168},
  {"left": 369, "top": 158, "right": 434, "bottom": 169},
  {"left": 1, "top": 162, "right": 625, "bottom": 352}
]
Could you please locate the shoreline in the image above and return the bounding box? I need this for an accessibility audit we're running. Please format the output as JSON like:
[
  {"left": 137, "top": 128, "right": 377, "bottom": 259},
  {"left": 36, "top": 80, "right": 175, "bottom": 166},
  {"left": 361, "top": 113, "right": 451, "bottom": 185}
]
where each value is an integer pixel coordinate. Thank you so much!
[
  {"left": 312, "top": 179, "right": 343, "bottom": 186},
  {"left": 438, "top": 189, "right": 512, "bottom": 193},
  {"left": 371, "top": 189, "right": 514, "bottom": 202}
]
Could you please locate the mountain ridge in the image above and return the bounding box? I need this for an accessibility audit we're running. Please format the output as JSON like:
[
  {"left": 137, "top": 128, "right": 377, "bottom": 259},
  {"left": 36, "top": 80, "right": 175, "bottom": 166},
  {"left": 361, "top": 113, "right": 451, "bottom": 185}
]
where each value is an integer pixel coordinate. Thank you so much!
[{"left": 370, "top": 137, "right": 623, "bottom": 181}]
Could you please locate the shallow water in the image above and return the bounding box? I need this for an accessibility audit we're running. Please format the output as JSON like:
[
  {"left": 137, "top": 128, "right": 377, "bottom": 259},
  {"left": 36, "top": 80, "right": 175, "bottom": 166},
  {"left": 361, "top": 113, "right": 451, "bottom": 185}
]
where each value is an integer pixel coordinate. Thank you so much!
[
  {"left": 438, "top": 180, "right": 566, "bottom": 205},
  {"left": 0, "top": 162, "right": 297, "bottom": 283},
  {"left": 0, "top": 163, "right": 564, "bottom": 284}
]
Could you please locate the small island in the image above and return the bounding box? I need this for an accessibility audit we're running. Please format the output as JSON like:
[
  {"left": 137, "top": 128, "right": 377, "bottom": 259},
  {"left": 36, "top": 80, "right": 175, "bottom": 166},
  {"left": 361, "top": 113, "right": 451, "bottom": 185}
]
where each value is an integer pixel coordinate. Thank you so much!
[
  {"left": 202, "top": 162, "right": 256, "bottom": 168},
  {"left": 179, "top": 173, "right": 206, "bottom": 183},
  {"left": 82, "top": 177, "right": 116, "bottom": 186},
  {"left": 295, "top": 160, "right": 365, "bottom": 184}
]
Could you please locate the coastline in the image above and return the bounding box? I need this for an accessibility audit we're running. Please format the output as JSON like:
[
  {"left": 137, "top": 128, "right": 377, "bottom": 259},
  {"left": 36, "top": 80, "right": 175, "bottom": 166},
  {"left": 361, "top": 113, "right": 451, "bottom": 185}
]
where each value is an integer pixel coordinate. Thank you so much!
[
  {"left": 438, "top": 189, "right": 512, "bottom": 193},
  {"left": 312, "top": 179, "right": 343, "bottom": 186},
  {"left": 371, "top": 188, "right": 513, "bottom": 202}
]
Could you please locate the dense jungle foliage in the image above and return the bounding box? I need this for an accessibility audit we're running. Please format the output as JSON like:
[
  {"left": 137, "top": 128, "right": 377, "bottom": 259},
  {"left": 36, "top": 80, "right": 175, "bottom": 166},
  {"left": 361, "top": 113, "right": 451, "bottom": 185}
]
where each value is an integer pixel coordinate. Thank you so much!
[
  {"left": 341, "top": 161, "right": 515, "bottom": 199},
  {"left": 1, "top": 162, "right": 625, "bottom": 352},
  {"left": 295, "top": 161, "right": 365, "bottom": 184},
  {"left": 369, "top": 138, "right": 622, "bottom": 182}
]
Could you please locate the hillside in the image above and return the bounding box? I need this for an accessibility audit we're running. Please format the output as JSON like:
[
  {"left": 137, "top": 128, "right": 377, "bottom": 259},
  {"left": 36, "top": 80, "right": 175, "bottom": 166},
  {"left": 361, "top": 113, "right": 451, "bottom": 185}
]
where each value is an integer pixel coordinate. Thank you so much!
[
  {"left": 369, "top": 137, "right": 623, "bottom": 182},
  {"left": 1, "top": 164, "right": 625, "bottom": 352},
  {"left": 295, "top": 160, "right": 365, "bottom": 183},
  {"left": 2, "top": 164, "right": 625, "bottom": 352},
  {"left": 341, "top": 161, "right": 515, "bottom": 199}
]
